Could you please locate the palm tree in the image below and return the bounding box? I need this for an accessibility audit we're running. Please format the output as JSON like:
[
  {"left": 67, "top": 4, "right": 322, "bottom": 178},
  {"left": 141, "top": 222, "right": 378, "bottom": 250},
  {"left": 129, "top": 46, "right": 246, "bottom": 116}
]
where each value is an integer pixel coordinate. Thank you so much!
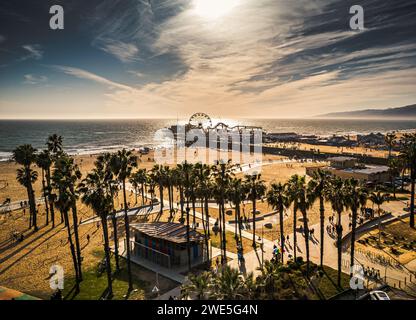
[
  {"left": 307, "top": 169, "right": 331, "bottom": 267},
  {"left": 325, "top": 177, "right": 346, "bottom": 287},
  {"left": 213, "top": 161, "right": 234, "bottom": 263},
  {"left": 388, "top": 157, "right": 401, "bottom": 199},
  {"left": 194, "top": 163, "right": 213, "bottom": 261},
  {"left": 16, "top": 168, "right": 38, "bottom": 229},
  {"left": 79, "top": 167, "right": 114, "bottom": 299},
  {"left": 53, "top": 155, "right": 83, "bottom": 280},
  {"left": 47, "top": 134, "right": 63, "bottom": 155},
  {"left": 289, "top": 175, "right": 310, "bottom": 276},
  {"left": 344, "top": 179, "right": 367, "bottom": 276},
  {"left": 178, "top": 161, "right": 194, "bottom": 271},
  {"left": 13, "top": 144, "right": 38, "bottom": 230},
  {"left": 150, "top": 165, "right": 165, "bottom": 216},
  {"left": 385, "top": 132, "right": 396, "bottom": 159},
  {"left": 228, "top": 178, "right": 246, "bottom": 253},
  {"left": 211, "top": 265, "right": 245, "bottom": 300},
  {"left": 181, "top": 271, "right": 212, "bottom": 300},
  {"left": 267, "top": 182, "right": 289, "bottom": 264},
  {"left": 110, "top": 149, "right": 138, "bottom": 291},
  {"left": 47, "top": 134, "right": 64, "bottom": 224},
  {"left": 52, "top": 161, "right": 80, "bottom": 292},
  {"left": 36, "top": 150, "right": 52, "bottom": 225},
  {"left": 287, "top": 175, "right": 302, "bottom": 260},
  {"left": 369, "top": 191, "right": 390, "bottom": 245},
  {"left": 97, "top": 153, "right": 121, "bottom": 272},
  {"left": 399, "top": 133, "right": 416, "bottom": 228},
  {"left": 244, "top": 173, "right": 266, "bottom": 248}
]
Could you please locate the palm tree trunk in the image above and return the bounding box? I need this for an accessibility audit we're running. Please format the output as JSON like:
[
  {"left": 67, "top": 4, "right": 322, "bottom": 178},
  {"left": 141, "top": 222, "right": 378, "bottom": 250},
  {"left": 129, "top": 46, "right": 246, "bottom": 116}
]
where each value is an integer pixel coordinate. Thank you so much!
[
  {"left": 336, "top": 211, "right": 342, "bottom": 287},
  {"left": 293, "top": 207, "right": 297, "bottom": 260},
  {"left": 41, "top": 169, "right": 50, "bottom": 225},
  {"left": 350, "top": 207, "right": 358, "bottom": 276},
  {"left": 159, "top": 182, "right": 164, "bottom": 215},
  {"left": 71, "top": 203, "right": 83, "bottom": 281},
  {"left": 27, "top": 177, "right": 37, "bottom": 231},
  {"left": 101, "top": 215, "right": 113, "bottom": 299},
  {"left": 141, "top": 184, "right": 145, "bottom": 206},
  {"left": 122, "top": 179, "right": 133, "bottom": 291},
  {"left": 279, "top": 207, "right": 284, "bottom": 264},
  {"left": 252, "top": 195, "right": 256, "bottom": 247},
  {"left": 186, "top": 206, "right": 191, "bottom": 271},
  {"left": 204, "top": 196, "right": 211, "bottom": 260},
  {"left": 237, "top": 203, "right": 243, "bottom": 251},
  {"left": 221, "top": 199, "right": 227, "bottom": 263},
  {"left": 63, "top": 209, "right": 80, "bottom": 292},
  {"left": 112, "top": 214, "right": 120, "bottom": 272},
  {"left": 46, "top": 168, "right": 55, "bottom": 227},
  {"left": 410, "top": 173, "right": 415, "bottom": 228},
  {"left": 319, "top": 196, "right": 325, "bottom": 267},
  {"left": 302, "top": 210, "right": 310, "bottom": 276}
]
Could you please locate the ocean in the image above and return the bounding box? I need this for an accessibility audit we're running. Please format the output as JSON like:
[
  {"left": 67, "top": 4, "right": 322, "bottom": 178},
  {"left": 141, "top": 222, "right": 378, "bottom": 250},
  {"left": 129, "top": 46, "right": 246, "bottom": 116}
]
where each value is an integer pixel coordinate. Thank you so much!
[{"left": 0, "top": 118, "right": 415, "bottom": 161}]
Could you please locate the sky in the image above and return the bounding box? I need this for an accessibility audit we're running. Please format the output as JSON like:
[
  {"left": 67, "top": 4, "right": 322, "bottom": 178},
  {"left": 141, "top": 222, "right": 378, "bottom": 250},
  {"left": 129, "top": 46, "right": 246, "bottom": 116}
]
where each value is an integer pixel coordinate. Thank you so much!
[{"left": 0, "top": 0, "right": 416, "bottom": 119}]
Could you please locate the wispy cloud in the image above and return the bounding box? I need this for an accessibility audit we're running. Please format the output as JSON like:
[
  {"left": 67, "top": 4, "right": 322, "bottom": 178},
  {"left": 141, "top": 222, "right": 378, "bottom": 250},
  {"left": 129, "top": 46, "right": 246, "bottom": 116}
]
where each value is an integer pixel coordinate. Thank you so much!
[
  {"left": 0, "top": 35, "right": 5, "bottom": 44},
  {"left": 54, "top": 65, "right": 133, "bottom": 91},
  {"left": 23, "top": 74, "right": 48, "bottom": 85},
  {"left": 96, "top": 39, "right": 139, "bottom": 62},
  {"left": 21, "top": 44, "right": 43, "bottom": 60}
]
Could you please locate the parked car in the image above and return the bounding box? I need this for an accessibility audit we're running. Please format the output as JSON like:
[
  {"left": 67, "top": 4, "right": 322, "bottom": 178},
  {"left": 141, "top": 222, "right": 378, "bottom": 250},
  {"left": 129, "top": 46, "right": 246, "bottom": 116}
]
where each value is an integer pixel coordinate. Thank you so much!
[{"left": 370, "top": 290, "right": 390, "bottom": 300}]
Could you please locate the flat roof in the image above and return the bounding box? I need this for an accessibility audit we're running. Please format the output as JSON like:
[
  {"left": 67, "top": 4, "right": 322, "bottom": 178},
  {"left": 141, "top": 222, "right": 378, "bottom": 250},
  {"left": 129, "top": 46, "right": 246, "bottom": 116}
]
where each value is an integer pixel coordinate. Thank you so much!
[
  {"left": 342, "top": 165, "right": 389, "bottom": 175},
  {"left": 328, "top": 156, "right": 356, "bottom": 161},
  {"left": 131, "top": 222, "right": 205, "bottom": 244}
]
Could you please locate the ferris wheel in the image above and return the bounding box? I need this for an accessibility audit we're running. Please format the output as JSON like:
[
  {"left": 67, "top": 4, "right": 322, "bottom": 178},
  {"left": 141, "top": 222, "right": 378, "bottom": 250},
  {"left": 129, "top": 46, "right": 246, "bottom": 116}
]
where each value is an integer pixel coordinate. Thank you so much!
[{"left": 189, "top": 112, "right": 212, "bottom": 128}]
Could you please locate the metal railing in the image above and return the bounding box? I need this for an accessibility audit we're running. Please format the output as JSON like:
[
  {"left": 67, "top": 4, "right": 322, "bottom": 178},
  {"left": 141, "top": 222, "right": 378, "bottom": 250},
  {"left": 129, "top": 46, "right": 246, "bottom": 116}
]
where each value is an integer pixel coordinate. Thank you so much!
[{"left": 130, "top": 240, "right": 171, "bottom": 268}]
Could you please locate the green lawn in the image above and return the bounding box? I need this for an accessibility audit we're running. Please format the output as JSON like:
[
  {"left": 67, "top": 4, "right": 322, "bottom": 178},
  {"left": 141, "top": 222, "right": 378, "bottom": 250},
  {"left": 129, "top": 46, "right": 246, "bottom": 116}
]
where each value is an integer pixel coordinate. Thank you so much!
[
  {"left": 314, "top": 266, "right": 351, "bottom": 299},
  {"left": 63, "top": 250, "right": 148, "bottom": 300}
]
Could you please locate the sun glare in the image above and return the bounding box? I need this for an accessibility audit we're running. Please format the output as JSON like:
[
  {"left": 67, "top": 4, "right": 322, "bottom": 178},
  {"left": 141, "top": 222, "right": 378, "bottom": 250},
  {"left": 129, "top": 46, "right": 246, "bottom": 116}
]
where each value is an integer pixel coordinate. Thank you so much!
[{"left": 193, "top": 0, "right": 240, "bottom": 19}]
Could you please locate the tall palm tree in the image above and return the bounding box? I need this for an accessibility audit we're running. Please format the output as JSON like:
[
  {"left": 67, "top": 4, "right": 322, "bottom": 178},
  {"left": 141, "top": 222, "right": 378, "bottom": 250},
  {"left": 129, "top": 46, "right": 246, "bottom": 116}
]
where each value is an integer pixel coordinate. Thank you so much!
[
  {"left": 53, "top": 155, "right": 83, "bottom": 280},
  {"left": 385, "top": 132, "right": 396, "bottom": 159},
  {"left": 307, "top": 169, "right": 331, "bottom": 267},
  {"left": 287, "top": 174, "right": 302, "bottom": 260},
  {"left": 244, "top": 173, "right": 266, "bottom": 248},
  {"left": 369, "top": 191, "right": 390, "bottom": 245},
  {"left": 97, "top": 153, "right": 121, "bottom": 272},
  {"left": 194, "top": 163, "right": 213, "bottom": 261},
  {"left": 36, "top": 150, "right": 52, "bottom": 225},
  {"left": 399, "top": 133, "right": 416, "bottom": 228},
  {"left": 229, "top": 178, "right": 246, "bottom": 252},
  {"left": 16, "top": 168, "right": 38, "bottom": 229},
  {"left": 289, "top": 175, "right": 310, "bottom": 276},
  {"left": 178, "top": 161, "right": 194, "bottom": 271},
  {"left": 47, "top": 134, "right": 64, "bottom": 224},
  {"left": 325, "top": 176, "right": 346, "bottom": 287},
  {"left": 110, "top": 149, "right": 138, "bottom": 291},
  {"left": 13, "top": 144, "right": 38, "bottom": 230},
  {"left": 213, "top": 161, "right": 234, "bottom": 263},
  {"left": 267, "top": 182, "right": 289, "bottom": 264},
  {"left": 52, "top": 162, "right": 80, "bottom": 292},
  {"left": 344, "top": 179, "right": 368, "bottom": 276},
  {"left": 79, "top": 167, "right": 114, "bottom": 299}
]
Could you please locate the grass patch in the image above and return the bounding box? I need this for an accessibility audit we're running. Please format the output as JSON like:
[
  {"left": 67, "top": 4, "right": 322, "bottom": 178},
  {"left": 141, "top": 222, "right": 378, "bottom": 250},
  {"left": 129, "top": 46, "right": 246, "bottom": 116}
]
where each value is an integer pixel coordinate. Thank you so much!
[
  {"left": 315, "top": 266, "right": 351, "bottom": 299},
  {"left": 63, "top": 253, "right": 147, "bottom": 300},
  {"left": 209, "top": 230, "right": 253, "bottom": 254}
]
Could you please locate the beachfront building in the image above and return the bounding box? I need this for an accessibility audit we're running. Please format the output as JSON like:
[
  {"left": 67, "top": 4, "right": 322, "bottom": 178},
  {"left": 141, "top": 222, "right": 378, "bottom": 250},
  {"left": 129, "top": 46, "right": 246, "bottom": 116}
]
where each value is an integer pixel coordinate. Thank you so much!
[
  {"left": 306, "top": 156, "right": 390, "bottom": 183},
  {"left": 129, "top": 222, "right": 207, "bottom": 269}
]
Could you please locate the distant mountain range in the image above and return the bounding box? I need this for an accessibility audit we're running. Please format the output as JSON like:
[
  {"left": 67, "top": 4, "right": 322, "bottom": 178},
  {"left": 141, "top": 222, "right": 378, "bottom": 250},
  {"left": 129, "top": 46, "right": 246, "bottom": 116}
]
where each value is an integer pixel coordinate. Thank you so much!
[{"left": 317, "top": 104, "right": 416, "bottom": 119}]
